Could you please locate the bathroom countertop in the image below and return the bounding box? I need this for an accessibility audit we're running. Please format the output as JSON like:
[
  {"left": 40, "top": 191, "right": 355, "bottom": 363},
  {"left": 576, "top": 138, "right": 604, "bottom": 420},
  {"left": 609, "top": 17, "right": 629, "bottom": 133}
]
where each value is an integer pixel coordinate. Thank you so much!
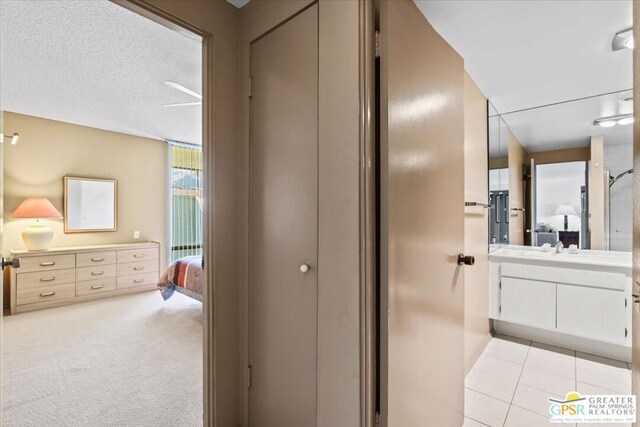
[{"left": 489, "top": 245, "right": 632, "bottom": 272}]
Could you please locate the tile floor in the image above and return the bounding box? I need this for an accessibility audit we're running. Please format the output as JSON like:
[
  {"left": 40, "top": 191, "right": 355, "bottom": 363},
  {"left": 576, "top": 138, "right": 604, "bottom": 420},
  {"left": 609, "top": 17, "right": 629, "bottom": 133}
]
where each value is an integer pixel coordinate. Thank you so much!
[{"left": 464, "top": 334, "right": 632, "bottom": 427}]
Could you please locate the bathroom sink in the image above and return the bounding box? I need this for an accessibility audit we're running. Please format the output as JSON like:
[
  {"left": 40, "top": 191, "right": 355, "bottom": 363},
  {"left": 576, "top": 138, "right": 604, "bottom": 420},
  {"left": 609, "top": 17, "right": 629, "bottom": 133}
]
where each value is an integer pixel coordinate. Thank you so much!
[{"left": 524, "top": 251, "right": 554, "bottom": 258}]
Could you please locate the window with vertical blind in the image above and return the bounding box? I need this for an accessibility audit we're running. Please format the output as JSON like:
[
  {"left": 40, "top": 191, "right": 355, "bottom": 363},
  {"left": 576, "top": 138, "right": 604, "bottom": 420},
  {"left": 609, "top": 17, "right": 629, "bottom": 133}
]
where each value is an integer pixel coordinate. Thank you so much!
[{"left": 169, "top": 141, "right": 203, "bottom": 262}]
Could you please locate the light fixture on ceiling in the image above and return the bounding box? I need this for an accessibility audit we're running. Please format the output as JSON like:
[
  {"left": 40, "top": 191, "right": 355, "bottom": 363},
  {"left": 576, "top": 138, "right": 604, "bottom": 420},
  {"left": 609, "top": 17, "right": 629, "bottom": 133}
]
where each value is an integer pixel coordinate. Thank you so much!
[
  {"left": 593, "top": 113, "right": 634, "bottom": 127},
  {"left": 612, "top": 27, "right": 633, "bottom": 51},
  {"left": 163, "top": 81, "right": 202, "bottom": 107},
  {"left": 0, "top": 132, "right": 20, "bottom": 144}
]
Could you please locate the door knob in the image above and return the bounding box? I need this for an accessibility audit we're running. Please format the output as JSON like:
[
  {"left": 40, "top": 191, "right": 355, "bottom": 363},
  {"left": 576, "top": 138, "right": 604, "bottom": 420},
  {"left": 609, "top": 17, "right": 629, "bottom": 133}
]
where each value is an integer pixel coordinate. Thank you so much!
[
  {"left": 457, "top": 254, "right": 475, "bottom": 266},
  {"left": 300, "top": 264, "right": 311, "bottom": 273},
  {"left": 1, "top": 257, "right": 20, "bottom": 270}
]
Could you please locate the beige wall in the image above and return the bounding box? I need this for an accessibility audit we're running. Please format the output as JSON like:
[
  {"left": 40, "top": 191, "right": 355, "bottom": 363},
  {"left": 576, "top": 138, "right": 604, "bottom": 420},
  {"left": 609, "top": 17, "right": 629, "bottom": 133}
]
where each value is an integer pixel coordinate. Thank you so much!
[
  {"left": 590, "top": 135, "right": 605, "bottom": 250},
  {"left": 463, "top": 73, "right": 491, "bottom": 373},
  {"left": 508, "top": 132, "right": 527, "bottom": 245},
  {"left": 530, "top": 147, "right": 590, "bottom": 165},
  {"left": 3, "top": 112, "right": 168, "bottom": 260}
]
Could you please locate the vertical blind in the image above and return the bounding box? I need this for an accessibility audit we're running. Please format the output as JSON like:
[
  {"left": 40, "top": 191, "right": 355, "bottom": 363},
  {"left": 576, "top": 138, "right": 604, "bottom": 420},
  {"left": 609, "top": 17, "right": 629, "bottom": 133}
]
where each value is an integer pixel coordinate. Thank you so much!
[{"left": 169, "top": 142, "right": 203, "bottom": 262}]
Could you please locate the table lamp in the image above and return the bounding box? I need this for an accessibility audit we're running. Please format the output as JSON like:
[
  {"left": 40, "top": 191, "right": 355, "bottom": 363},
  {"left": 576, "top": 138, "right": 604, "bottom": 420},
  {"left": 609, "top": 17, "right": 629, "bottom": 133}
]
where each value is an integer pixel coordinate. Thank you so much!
[
  {"left": 11, "top": 197, "right": 63, "bottom": 251},
  {"left": 554, "top": 202, "right": 578, "bottom": 231}
]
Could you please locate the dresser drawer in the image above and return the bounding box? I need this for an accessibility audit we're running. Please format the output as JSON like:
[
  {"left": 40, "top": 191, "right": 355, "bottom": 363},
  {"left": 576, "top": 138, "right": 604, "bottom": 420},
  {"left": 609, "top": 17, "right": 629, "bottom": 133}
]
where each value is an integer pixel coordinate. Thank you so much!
[
  {"left": 117, "top": 248, "right": 158, "bottom": 264},
  {"left": 117, "top": 260, "right": 158, "bottom": 276},
  {"left": 16, "top": 268, "right": 76, "bottom": 290},
  {"left": 117, "top": 272, "right": 158, "bottom": 289},
  {"left": 76, "top": 278, "right": 117, "bottom": 296},
  {"left": 77, "top": 264, "right": 117, "bottom": 282},
  {"left": 18, "top": 254, "right": 76, "bottom": 272},
  {"left": 77, "top": 251, "right": 117, "bottom": 268},
  {"left": 17, "top": 283, "right": 76, "bottom": 306}
]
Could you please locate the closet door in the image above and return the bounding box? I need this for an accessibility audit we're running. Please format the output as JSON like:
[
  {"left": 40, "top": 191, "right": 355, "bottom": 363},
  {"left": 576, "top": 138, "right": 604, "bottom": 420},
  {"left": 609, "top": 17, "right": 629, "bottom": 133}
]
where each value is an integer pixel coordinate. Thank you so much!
[
  {"left": 380, "top": 0, "right": 466, "bottom": 425},
  {"left": 248, "top": 5, "right": 318, "bottom": 427}
]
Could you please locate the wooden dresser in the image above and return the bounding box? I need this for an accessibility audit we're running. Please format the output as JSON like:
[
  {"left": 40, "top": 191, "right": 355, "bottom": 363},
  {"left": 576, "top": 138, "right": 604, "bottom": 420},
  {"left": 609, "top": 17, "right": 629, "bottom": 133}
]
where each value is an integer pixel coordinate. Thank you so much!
[{"left": 9, "top": 242, "right": 161, "bottom": 314}]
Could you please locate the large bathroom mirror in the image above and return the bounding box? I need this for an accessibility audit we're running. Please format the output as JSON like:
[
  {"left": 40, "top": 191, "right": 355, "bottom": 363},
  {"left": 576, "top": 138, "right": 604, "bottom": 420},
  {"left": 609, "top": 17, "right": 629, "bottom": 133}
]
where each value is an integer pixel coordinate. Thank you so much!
[
  {"left": 64, "top": 176, "right": 118, "bottom": 233},
  {"left": 487, "top": 91, "right": 633, "bottom": 252}
]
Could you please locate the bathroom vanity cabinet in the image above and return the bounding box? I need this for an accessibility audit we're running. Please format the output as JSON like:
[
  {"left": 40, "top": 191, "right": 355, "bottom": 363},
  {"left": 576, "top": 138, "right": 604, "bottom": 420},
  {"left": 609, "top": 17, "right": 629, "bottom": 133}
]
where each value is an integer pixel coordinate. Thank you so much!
[{"left": 489, "top": 247, "right": 632, "bottom": 361}]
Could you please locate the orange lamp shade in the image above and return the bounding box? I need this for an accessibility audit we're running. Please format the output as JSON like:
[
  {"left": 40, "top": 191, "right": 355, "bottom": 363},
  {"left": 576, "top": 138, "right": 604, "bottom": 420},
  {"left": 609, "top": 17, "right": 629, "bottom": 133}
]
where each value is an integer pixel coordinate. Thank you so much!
[{"left": 11, "top": 197, "right": 63, "bottom": 219}]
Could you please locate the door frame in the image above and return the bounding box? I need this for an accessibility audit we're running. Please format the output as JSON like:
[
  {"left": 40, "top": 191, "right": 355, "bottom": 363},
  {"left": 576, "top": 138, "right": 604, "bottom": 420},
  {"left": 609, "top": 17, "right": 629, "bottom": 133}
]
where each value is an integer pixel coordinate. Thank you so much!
[{"left": 106, "top": 0, "right": 218, "bottom": 424}]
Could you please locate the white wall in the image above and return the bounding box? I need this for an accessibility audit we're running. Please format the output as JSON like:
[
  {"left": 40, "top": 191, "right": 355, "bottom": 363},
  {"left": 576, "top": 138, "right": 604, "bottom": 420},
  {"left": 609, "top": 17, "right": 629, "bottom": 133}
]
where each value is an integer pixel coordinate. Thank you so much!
[
  {"left": 536, "top": 162, "right": 585, "bottom": 233},
  {"left": 489, "top": 168, "right": 508, "bottom": 192},
  {"left": 605, "top": 142, "right": 633, "bottom": 252}
]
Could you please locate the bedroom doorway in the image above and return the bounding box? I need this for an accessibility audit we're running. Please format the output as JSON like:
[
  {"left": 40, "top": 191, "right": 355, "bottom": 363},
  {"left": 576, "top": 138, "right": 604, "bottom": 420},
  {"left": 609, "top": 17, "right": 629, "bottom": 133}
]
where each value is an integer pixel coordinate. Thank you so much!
[{"left": 0, "top": 1, "right": 211, "bottom": 425}]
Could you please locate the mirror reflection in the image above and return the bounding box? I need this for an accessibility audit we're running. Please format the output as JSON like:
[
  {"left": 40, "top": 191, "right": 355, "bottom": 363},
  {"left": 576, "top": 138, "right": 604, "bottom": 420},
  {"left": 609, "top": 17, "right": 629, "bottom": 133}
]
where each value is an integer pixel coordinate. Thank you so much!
[{"left": 488, "top": 91, "right": 632, "bottom": 252}]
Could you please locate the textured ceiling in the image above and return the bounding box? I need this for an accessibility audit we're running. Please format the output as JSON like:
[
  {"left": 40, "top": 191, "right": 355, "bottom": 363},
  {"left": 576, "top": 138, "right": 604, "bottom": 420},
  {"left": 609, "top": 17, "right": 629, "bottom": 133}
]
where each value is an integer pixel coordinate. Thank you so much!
[
  {"left": 417, "top": 0, "right": 632, "bottom": 151},
  {"left": 0, "top": 0, "right": 202, "bottom": 144}
]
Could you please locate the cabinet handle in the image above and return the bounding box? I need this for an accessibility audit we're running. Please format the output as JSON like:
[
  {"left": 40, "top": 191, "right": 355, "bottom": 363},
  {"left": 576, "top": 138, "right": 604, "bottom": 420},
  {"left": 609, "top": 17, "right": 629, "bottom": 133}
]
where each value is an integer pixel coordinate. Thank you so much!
[
  {"left": 40, "top": 262, "right": 55, "bottom": 267},
  {"left": 40, "top": 277, "right": 55, "bottom": 282},
  {"left": 91, "top": 284, "right": 104, "bottom": 290},
  {"left": 91, "top": 271, "right": 104, "bottom": 276},
  {"left": 133, "top": 254, "right": 145, "bottom": 259},
  {"left": 133, "top": 279, "right": 144, "bottom": 283},
  {"left": 40, "top": 291, "right": 55, "bottom": 297},
  {"left": 133, "top": 266, "right": 145, "bottom": 271},
  {"left": 91, "top": 257, "right": 104, "bottom": 262}
]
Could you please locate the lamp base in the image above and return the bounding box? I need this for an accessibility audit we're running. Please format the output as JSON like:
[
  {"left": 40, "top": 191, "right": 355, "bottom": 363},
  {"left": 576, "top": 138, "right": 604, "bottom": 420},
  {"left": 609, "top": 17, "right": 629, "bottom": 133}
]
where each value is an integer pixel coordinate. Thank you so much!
[{"left": 22, "top": 223, "right": 54, "bottom": 251}]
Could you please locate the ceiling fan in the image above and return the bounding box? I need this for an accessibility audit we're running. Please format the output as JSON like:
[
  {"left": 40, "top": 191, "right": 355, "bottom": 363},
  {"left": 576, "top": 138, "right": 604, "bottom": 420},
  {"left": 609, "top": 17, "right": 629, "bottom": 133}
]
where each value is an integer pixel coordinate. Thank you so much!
[{"left": 163, "top": 81, "right": 202, "bottom": 107}]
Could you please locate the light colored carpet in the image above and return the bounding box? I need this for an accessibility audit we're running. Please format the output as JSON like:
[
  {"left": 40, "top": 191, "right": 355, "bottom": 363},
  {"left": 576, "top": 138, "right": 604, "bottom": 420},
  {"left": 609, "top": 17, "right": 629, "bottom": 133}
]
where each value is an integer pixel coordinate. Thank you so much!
[{"left": 2, "top": 291, "right": 203, "bottom": 427}]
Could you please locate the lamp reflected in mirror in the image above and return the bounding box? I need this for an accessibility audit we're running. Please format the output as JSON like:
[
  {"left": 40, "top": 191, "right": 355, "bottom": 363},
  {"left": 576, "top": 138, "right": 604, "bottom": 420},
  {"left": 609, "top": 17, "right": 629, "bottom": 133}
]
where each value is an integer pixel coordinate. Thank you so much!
[{"left": 554, "top": 202, "right": 578, "bottom": 231}]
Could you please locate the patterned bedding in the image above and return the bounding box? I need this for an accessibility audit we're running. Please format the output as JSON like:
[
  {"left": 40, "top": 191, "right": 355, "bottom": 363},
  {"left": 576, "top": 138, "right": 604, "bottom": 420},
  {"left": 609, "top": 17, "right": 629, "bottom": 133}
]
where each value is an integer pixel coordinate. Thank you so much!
[{"left": 158, "top": 255, "right": 203, "bottom": 302}]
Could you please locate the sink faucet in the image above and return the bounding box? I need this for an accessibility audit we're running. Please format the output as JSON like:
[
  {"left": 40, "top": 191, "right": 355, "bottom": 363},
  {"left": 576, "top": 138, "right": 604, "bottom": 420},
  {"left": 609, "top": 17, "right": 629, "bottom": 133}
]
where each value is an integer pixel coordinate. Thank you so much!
[{"left": 555, "top": 241, "right": 564, "bottom": 254}]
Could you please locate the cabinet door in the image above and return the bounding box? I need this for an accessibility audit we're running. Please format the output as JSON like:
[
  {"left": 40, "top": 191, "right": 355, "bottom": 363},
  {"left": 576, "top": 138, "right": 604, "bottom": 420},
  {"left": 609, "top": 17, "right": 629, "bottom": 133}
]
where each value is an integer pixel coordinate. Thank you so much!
[
  {"left": 557, "top": 285, "right": 626, "bottom": 344},
  {"left": 501, "top": 277, "right": 556, "bottom": 329}
]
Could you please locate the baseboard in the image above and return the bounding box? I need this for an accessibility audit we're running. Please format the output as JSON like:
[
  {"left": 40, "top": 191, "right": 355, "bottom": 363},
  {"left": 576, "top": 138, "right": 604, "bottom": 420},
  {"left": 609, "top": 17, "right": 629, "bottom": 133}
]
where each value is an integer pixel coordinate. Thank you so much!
[
  {"left": 494, "top": 320, "right": 631, "bottom": 363},
  {"left": 465, "top": 333, "right": 493, "bottom": 374}
]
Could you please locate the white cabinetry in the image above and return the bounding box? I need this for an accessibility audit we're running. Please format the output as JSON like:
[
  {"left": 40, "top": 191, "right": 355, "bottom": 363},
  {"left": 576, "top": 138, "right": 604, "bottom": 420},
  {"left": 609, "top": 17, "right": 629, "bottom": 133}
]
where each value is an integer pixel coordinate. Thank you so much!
[
  {"left": 556, "top": 284, "right": 626, "bottom": 344},
  {"left": 489, "top": 249, "right": 632, "bottom": 360},
  {"left": 501, "top": 277, "right": 556, "bottom": 329}
]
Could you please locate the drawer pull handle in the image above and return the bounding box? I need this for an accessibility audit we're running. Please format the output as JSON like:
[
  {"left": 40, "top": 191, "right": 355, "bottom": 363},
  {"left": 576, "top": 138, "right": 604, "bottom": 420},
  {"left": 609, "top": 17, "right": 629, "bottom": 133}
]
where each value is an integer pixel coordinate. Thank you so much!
[
  {"left": 40, "top": 291, "right": 55, "bottom": 297},
  {"left": 40, "top": 277, "right": 55, "bottom": 282},
  {"left": 133, "top": 279, "right": 145, "bottom": 283},
  {"left": 133, "top": 266, "right": 145, "bottom": 271},
  {"left": 133, "top": 254, "right": 145, "bottom": 259},
  {"left": 40, "top": 262, "right": 55, "bottom": 267},
  {"left": 91, "top": 271, "right": 104, "bottom": 276},
  {"left": 91, "top": 284, "right": 104, "bottom": 290},
  {"left": 91, "top": 257, "right": 105, "bottom": 262}
]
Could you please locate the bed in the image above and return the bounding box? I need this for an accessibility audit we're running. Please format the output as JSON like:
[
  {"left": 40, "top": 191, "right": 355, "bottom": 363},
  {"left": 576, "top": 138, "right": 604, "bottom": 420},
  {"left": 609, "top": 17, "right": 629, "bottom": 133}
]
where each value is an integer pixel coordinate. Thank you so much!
[{"left": 158, "top": 255, "right": 203, "bottom": 302}]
